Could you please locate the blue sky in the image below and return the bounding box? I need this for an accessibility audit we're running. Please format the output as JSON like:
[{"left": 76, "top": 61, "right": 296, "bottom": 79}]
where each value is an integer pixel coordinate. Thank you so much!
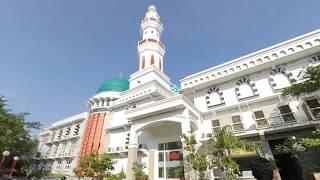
[{"left": 0, "top": 0, "right": 319, "bottom": 130}]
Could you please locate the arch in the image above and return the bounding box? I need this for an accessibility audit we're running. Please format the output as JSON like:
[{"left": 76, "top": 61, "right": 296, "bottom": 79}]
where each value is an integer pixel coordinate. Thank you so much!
[
  {"left": 134, "top": 116, "right": 196, "bottom": 133},
  {"left": 269, "top": 67, "right": 295, "bottom": 90},
  {"left": 235, "top": 78, "right": 259, "bottom": 100},
  {"left": 150, "top": 55, "right": 155, "bottom": 65},
  {"left": 206, "top": 87, "right": 225, "bottom": 108},
  {"left": 309, "top": 54, "right": 320, "bottom": 63},
  {"left": 159, "top": 58, "right": 162, "bottom": 71}
]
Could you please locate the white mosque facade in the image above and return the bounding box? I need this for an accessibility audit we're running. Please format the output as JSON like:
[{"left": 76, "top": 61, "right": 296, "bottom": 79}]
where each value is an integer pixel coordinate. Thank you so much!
[{"left": 33, "top": 5, "right": 320, "bottom": 180}]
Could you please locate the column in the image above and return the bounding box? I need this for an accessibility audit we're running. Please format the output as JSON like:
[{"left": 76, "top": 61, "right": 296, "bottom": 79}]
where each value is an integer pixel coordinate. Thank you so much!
[
  {"left": 181, "top": 109, "right": 194, "bottom": 180},
  {"left": 148, "top": 150, "right": 155, "bottom": 180},
  {"left": 259, "top": 133, "right": 281, "bottom": 180},
  {"left": 127, "top": 127, "right": 138, "bottom": 180}
]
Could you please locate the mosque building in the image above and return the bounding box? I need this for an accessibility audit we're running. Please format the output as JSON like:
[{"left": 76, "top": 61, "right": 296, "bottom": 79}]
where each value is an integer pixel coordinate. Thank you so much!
[{"left": 33, "top": 5, "right": 320, "bottom": 180}]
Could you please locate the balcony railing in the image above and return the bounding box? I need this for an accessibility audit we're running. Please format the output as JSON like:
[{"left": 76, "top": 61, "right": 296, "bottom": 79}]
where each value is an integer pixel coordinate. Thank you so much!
[
  {"left": 255, "top": 112, "right": 296, "bottom": 129},
  {"left": 232, "top": 123, "right": 245, "bottom": 132},
  {"left": 310, "top": 107, "right": 320, "bottom": 120}
]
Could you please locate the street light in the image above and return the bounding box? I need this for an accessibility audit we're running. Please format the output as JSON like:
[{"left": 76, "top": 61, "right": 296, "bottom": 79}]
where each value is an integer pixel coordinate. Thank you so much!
[
  {"left": 0, "top": 151, "right": 10, "bottom": 170},
  {"left": 9, "top": 156, "right": 19, "bottom": 178}
]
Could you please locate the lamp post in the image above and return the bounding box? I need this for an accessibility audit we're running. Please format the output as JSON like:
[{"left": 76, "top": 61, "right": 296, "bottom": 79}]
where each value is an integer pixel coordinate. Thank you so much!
[
  {"left": 0, "top": 151, "right": 10, "bottom": 170},
  {"left": 8, "top": 156, "right": 19, "bottom": 178}
]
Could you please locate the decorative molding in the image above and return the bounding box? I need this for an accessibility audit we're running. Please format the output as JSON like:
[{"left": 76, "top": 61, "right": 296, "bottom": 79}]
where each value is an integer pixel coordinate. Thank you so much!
[
  {"left": 181, "top": 29, "right": 320, "bottom": 89},
  {"left": 235, "top": 78, "right": 259, "bottom": 99},
  {"left": 309, "top": 54, "right": 320, "bottom": 63},
  {"left": 206, "top": 87, "right": 225, "bottom": 108},
  {"left": 269, "top": 67, "right": 296, "bottom": 89}
]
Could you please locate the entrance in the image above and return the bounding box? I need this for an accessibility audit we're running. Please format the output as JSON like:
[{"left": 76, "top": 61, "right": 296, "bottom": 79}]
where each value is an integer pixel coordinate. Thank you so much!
[
  {"left": 158, "top": 141, "right": 184, "bottom": 179},
  {"left": 269, "top": 139, "right": 303, "bottom": 180}
]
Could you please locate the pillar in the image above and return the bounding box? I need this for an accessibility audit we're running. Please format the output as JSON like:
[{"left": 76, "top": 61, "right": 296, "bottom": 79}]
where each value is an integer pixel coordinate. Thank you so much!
[
  {"left": 127, "top": 144, "right": 138, "bottom": 180},
  {"left": 181, "top": 109, "right": 194, "bottom": 180},
  {"left": 259, "top": 133, "right": 281, "bottom": 180},
  {"left": 127, "top": 127, "right": 138, "bottom": 180},
  {"left": 259, "top": 133, "right": 274, "bottom": 160},
  {"left": 148, "top": 150, "right": 155, "bottom": 180}
]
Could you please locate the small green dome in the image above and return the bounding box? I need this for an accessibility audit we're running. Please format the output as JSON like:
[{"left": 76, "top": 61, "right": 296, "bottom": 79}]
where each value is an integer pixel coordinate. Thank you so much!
[{"left": 98, "top": 77, "right": 129, "bottom": 93}]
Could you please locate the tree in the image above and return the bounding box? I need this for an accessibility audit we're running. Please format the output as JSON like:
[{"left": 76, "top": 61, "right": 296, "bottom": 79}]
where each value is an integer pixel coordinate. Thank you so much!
[
  {"left": 276, "top": 129, "right": 320, "bottom": 157},
  {"left": 132, "top": 162, "right": 148, "bottom": 180},
  {"left": 78, "top": 151, "right": 115, "bottom": 180},
  {"left": 181, "top": 134, "right": 209, "bottom": 179},
  {"left": 283, "top": 65, "right": 320, "bottom": 96},
  {"left": 183, "top": 127, "right": 256, "bottom": 180},
  {"left": 0, "top": 96, "right": 41, "bottom": 172},
  {"left": 207, "top": 127, "right": 256, "bottom": 180},
  {"left": 278, "top": 64, "right": 320, "bottom": 156}
]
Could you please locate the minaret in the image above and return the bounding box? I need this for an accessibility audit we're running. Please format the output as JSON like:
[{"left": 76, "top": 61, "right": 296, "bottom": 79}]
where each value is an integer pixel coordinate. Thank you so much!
[{"left": 138, "top": 5, "right": 165, "bottom": 71}]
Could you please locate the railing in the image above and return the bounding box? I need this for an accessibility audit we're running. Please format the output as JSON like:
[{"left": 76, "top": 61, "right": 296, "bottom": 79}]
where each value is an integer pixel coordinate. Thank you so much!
[
  {"left": 106, "top": 146, "right": 127, "bottom": 153},
  {"left": 232, "top": 123, "right": 245, "bottom": 132},
  {"left": 310, "top": 107, "right": 320, "bottom": 120},
  {"left": 255, "top": 112, "right": 296, "bottom": 129},
  {"left": 138, "top": 38, "right": 165, "bottom": 49}
]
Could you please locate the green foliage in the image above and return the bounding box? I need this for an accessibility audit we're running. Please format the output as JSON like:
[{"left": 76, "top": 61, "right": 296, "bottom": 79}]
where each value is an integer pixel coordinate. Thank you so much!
[
  {"left": 79, "top": 151, "right": 115, "bottom": 179},
  {"left": 182, "top": 127, "right": 257, "bottom": 180},
  {"left": 181, "top": 134, "right": 209, "bottom": 178},
  {"left": 0, "top": 96, "right": 41, "bottom": 171},
  {"left": 276, "top": 129, "right": 320, "bottom": 157},
  {"left": 283, "top": 65, "right": 320, "bottom": 96},
  {"left": 132, "top": 162, "right": 148, "bottom": 180},
  {"left": 27, "top": 170, "right": 50, "bottom": 179},
  {"left": 104, "top": 169, "right": 126, "bottom": 180},
  {"left": 207, "top": 127, "right": 256, "bottom": 180},
  {"left": 174, "top": 166, "right": 185, "bottom": 180}
]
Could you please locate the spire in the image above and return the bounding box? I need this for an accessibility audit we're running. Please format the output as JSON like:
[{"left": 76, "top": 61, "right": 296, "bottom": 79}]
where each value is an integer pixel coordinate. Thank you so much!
[{"left": 137, "top": 5, "right": 165, "bottom": 72}]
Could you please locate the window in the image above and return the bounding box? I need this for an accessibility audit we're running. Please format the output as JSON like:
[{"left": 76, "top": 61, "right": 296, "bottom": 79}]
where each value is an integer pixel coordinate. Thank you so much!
[
  {"left": 56, "top": 160, "right": 62, "bottom": 169},
  {"left": 212, "top": 119, "right": 221, "bottom": 133},
  {"left": 238, "top": 84, "right": 254, "bottom": 98},
  {"left": 65, "top": 160, "right": 72, "bottom": 169},
  {"left": 158, "top": 141, "right": 183, "bottom": 179},
  {"left": 279, "top": 105, "right": 295, "bottom": 123},
  {"left": 51, "top": 131, "right": 56, "bottom": 141},
  {"left": 235, "top": 78, "right": 258, "bottom": 100},
  {"left": 272, "top": 73, "right": 291, "bottom": 90},
  {"left": 207, "top": 92, "right": 222, "bottom": 107},
  {"left": 254, "top": 111, "right": 269, "bottom": 128},
  {"left": 231, "top": 115, "right": 244, "bottom": 132},
  {"left": 64, "top": 126, "right": 71, "bottom": 138},
  {"left": 150, "top": 55, "right": 155, "bottom": 65},
  {"left": 206, "top": 87, "right": 225, "bottom": 108},
  {"left": 305, "top": 99, "right": 320, "bottom": 119},
  {"left": 73, "top": 123, "right": 80, "bottom": 136}
]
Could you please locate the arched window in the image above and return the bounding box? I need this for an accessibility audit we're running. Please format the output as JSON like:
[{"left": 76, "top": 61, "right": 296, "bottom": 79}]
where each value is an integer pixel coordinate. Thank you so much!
[
  {"left": 159, "top": 58, "right": 162, "bottom": 71},
  {"left": 309, "top": 54, "right": 320, "bottom": 64},
  {"left": 150, "top": 55, "right": 154, "bottom": 65},
  {"left": 269, "top": 68, "right": 295, "bottom": 90},
  {"left": 141, "top": 56, "right": 145, "bottom": 69},
  {"left": 235, "top": 78, "right": 259, "bottom": 100},
  {"left": 206, "top": 87, "right": 225, "bottom": 108}
]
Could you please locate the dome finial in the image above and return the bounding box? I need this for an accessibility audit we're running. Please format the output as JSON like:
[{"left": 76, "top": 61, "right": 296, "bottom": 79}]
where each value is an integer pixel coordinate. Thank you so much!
[{"left": 148, "top": 5, "right": 157, "bottom": 11}]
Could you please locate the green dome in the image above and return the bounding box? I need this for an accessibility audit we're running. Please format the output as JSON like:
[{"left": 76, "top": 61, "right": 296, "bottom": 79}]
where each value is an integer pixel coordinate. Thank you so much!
[{"left": 98, "top": 77, "right": 129, "bottom": 93}]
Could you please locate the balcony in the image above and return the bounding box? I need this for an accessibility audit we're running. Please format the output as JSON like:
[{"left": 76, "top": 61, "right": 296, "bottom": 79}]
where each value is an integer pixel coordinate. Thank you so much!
[
  {"left": 106, "top": 146, "right": 127, "bottom": 154},
  {"left": 255, "top": 112, "right": 296, "bottom": 129},
  {"left": 309, "top": 106, "right": 320, "bottom": 120}
]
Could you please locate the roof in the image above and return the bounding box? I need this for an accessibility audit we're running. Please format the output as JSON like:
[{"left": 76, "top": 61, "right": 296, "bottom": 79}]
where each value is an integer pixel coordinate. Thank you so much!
[{"left": 98, "top": 77, "right": 130, "bottom": 93}]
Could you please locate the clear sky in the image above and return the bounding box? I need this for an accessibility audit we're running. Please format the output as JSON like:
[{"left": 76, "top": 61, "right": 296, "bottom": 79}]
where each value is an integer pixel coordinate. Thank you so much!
[{"left": 0, "top": 0, "right": 319, "bottom": 130}]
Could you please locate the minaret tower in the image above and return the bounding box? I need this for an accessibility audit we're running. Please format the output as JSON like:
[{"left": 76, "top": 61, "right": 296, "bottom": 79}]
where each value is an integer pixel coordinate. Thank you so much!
[{"left": 138, "top": 5, "right": 165, "bottom": 71}]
